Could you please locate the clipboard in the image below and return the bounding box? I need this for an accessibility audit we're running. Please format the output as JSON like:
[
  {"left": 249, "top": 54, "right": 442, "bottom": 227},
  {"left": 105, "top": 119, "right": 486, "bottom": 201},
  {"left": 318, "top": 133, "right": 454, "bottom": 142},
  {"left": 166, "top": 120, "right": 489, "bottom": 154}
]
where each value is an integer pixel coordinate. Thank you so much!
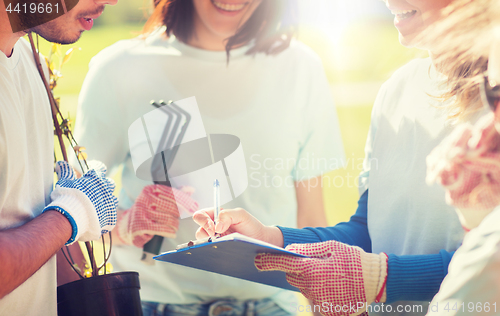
[{"left": 153, "top": 233, "right": 307, "bottom": 292}]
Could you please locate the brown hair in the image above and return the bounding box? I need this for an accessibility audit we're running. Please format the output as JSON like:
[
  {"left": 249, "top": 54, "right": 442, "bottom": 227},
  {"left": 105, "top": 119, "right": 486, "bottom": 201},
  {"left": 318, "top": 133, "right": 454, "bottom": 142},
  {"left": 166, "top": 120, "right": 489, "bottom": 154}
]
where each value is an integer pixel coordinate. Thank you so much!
[
  {"left": 142, "top": 0, "right": 297, "bottom": 59},
  {"left": 427, "top": 0, "right": 499, "bottom": 121}
]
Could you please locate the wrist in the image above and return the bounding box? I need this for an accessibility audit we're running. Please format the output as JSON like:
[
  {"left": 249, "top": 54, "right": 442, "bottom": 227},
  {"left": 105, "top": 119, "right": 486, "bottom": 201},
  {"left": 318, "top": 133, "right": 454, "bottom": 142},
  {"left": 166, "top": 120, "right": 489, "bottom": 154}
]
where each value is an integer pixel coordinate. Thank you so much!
[
  {"left": 47, "top": 186, "right": 100, "bottom": 243},
  {"left": 361, "top": 251, "right": 388, "bottom": 303},
  {"left": 43, "top": 206, "right": 78, "bottom": 245},
  {"left": 41, "top": 209, "right": 73, "bottom": 245},
  {"left": 111, "top": 210, "right": 127, "bottom": 245},
  {"left": 116, "top": 209, "right": 133, "bottom": 245},
  {"left": 267, "top": 226, "right": 284, "bottom": 248}
]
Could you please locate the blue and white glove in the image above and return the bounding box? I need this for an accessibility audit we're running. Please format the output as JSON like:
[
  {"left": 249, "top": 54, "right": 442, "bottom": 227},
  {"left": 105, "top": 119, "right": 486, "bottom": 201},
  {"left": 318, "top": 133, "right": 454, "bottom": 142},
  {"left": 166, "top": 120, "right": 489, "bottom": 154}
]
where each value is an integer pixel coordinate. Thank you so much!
[{"left": 43, "top": 161, "right": 118, "bottom": 245}]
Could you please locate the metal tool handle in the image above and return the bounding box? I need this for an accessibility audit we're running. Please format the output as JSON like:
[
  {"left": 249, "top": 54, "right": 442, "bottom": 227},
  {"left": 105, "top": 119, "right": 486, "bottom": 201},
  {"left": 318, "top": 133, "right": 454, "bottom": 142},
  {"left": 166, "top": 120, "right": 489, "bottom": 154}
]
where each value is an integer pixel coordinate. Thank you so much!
[{"left": 141, "top": 235, "right": 164, "bottom": 265}]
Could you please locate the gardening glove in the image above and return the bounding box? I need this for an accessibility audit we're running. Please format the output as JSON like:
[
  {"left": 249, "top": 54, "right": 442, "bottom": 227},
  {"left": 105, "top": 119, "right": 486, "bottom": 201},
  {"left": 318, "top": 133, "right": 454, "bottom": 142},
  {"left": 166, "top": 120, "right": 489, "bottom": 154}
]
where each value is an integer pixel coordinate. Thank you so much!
[
  {"left": 255, "top": 240, "right": 388, "bottom": 316},
  {"left": 427, "top": 113, "right": 500, "bottom": 230},
  {"left": 43, "top": 161, "right": 118, "bottom": 245},
  {"left": 116, "top": 184, "right": 198, "bottom": 247}
]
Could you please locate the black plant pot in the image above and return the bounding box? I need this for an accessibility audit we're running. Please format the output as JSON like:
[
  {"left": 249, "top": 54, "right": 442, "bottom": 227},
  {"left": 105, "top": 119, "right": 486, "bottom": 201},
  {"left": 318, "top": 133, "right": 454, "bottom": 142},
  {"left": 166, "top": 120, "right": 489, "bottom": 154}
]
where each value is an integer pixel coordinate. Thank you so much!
[{"left": 57, "top": 271, "right": 143, "bottom": 316}]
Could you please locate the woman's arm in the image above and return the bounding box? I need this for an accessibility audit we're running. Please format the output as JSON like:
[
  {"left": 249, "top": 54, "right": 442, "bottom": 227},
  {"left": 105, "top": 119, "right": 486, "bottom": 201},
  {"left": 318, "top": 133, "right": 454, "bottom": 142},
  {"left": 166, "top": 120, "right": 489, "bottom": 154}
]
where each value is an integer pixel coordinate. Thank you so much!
[
  {"left": 295, "top": 176, "right": 328, "bottom": 228},
  {"left": 193, "top": 190, "right": 456, "bottom": 302},
  {"left": 193, "top": 190, "right": 371, "bottom": 251},
  {"left": 279, "top": 190, "right": 371, "bottom": 252},
  {"left": 386, "top": 250, "right": 455, "bottom": 303}
]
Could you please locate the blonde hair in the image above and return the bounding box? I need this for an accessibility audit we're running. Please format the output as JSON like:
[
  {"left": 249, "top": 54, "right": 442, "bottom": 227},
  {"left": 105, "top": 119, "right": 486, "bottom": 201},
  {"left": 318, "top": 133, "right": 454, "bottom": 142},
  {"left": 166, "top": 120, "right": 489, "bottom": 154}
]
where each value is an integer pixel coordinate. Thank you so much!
[{"left": 427, "top": 0, "right": 500, "bottom": 121}]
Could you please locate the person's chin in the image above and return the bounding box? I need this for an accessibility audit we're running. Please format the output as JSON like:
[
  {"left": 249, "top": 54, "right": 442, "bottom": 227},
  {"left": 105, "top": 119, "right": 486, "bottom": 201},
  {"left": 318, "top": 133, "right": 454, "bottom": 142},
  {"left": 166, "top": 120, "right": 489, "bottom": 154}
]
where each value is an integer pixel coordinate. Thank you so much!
[
  {"left": 42, "top": 31, "right": 82, "bottom": 45},
  {"left": 398, "top": 33, "right": 417, "bottom": 48},
  {"left": 55, "top": 23, "right": 84, "bottom": 44},
  {"left": 60, "top": 31, "right": 83, "bottom": 44},
  {"left": 34, "top": 22, "right": 83, "bottom": 44}
]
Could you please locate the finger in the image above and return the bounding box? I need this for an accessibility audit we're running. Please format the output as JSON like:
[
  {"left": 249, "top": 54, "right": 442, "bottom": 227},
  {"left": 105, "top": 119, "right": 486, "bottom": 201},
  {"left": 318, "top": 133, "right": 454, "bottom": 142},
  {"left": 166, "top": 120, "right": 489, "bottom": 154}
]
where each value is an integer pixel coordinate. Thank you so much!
[
  {"left": 179, "top": 186, "right": 195, "bottom": 196},
  {"left": 141, "top": 184, "right": 156, "bottom": 196},
  {"left": 474, "top": 118, "right": 499, "bottom": 154},
  {"left": 286, "top": 240, "right": 347, "bottom": 259},
  {"left": 453, "top": 125, "right": 473, "bottom": 148},
  {"left": 153, "top": 184, "right": 175, "bottom": 198},
  {"left": 112, "top": 196, "right": 119, "bottom": 210},
  {"left": 285, "top": 273, "right": 306, "bottom": 290},
  {"left": 254, "top": 253, "right": 305, "bottom": 274},
  {"left": 215, "top": 208, "right": 251, "bottom": 234},
  {"left": 86, "top": 160, "right": 107, "bottom": 177},
  {"left": 55, "top": 161, "right": 76, "bottom": 181},
  {"left": 151, "top": 186, "right": 199, "bottom": 216},
  {"left": 102, "top": 177, "right": 116, "bottom": 193},
  {"left": 193, "top": 208, "right": 215, "bottom": 222},
  {"left": 286, "top": 242, "right": 330, "bottom": 258},
  {"left": 192, "top": 208, "right": 215, "bottom": 236},
  {"left": 150, "top": 212, "right": 180, "bottom": 228},
  {"left": 195, "top": 226, "right": 211, "bottom": 240},
  {"left": 146, "top": 220, "right": 178, "bottom": 237},
  {"left": 101, "top": 210, "right": 117, "bottom": 231},
  {"left": 214, "top": 221, "right": 224, "bottom": 234},
  {"left": 159, "top": 187, "right": 197, "bottom": 211}
]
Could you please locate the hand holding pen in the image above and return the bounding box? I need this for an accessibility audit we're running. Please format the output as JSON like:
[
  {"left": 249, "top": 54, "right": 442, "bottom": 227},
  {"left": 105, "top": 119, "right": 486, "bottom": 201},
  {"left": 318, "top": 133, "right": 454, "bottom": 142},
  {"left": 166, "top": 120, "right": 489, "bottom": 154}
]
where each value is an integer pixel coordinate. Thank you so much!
[{"left": 192, "top": 204, "right": 284, "bottom": 248}]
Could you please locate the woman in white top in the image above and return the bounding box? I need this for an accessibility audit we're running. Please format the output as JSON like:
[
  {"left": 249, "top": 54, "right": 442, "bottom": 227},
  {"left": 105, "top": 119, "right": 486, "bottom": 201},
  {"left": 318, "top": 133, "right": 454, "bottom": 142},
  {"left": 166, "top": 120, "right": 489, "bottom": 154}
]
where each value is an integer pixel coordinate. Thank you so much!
[{"left": 73, "top": 0, "right": 345, "bottom": 315}]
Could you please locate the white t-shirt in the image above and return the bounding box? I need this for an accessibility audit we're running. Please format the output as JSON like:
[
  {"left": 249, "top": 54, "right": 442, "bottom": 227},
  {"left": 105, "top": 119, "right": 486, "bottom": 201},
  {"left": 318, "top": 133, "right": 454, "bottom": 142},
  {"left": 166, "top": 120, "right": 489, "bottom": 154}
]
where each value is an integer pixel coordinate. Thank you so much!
[
  {"left": 0, "top": 38, "right": 55, "bottom": 315},
  {"left": 359, "top": 58, "right": 466, "bottom": 315},
  {"left": 427, "top": 206, "right": 500, "bottom": 316},
  {"left": 73, "top": 29, "right": 345, "bottom": 308}
]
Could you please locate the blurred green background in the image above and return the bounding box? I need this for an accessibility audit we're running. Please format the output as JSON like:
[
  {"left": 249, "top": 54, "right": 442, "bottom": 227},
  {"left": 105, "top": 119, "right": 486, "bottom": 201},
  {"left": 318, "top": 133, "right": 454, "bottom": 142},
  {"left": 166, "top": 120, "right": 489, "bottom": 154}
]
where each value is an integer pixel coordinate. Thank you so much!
[{"left": 34, "top": 1, "right": 428, "bottom": 314}]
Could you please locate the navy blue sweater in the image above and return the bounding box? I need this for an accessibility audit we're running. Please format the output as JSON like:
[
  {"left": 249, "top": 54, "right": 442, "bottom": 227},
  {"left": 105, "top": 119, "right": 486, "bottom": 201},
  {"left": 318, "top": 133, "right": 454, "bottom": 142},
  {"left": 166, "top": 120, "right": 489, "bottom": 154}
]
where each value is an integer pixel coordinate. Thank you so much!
[{"left": 278, "top": 190, "right": 455, "bottom": 303}]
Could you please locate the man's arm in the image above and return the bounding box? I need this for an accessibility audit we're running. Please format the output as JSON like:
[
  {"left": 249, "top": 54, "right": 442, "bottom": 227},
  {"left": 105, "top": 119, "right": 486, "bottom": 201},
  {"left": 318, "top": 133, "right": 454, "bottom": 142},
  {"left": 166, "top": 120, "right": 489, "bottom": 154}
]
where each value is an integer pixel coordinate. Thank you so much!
[
  {"left": 0, "top": 210, "right": 71, "bottom": 299},
  {"left": 295, "top": 176, "right": 328, "bottom": 228}
]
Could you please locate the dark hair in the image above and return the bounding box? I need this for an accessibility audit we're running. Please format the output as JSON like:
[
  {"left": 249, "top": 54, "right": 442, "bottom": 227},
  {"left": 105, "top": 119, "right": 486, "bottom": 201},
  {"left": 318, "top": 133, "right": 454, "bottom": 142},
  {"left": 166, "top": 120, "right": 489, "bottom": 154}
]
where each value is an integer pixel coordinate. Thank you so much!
[{"left": 142, "top": 0, "right": 297, "bottom": 59}]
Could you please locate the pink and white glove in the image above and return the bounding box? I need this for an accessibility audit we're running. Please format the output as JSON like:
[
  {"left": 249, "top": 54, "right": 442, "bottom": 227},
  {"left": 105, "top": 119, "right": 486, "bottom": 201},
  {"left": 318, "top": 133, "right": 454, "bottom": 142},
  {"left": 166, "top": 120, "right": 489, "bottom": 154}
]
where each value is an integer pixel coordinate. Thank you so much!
[
  {"left": 117, "top": 184, "right": 198, "bottom": 247},
  {"left": 255, "top": 241, "right": 388, "bottom": 316},
  {"left": 426, "top": 113, "right": 500, "bottom": 230}
]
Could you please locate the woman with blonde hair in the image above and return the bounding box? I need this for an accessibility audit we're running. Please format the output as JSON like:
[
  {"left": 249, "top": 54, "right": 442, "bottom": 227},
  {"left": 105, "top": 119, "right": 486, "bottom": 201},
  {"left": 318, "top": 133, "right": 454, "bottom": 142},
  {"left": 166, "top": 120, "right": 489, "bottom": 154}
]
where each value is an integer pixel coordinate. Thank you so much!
[{"left": 424, "top": 0, "right": 500, "bottom": 313}]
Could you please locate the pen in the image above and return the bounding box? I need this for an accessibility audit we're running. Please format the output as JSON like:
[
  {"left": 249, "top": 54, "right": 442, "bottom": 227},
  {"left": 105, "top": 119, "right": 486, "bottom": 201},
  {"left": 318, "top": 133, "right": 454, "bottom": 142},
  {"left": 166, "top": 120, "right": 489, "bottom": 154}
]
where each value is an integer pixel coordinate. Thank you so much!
[
  {"left": 214, "top": 179, "right": 220, "bottom": 238},
  {"left": 176, "top": 179, "right": 220, "bottom": 250},
  {"left": 176, "top": 180, "right": 220, "bottom": 251}
]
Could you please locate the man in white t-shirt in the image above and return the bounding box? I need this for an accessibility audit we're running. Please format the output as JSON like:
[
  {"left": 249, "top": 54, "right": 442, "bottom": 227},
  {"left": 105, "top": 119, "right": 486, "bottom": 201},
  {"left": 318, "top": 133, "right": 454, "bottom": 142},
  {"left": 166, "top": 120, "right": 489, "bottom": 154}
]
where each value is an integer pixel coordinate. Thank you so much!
[{"left": 0, "top": 0, "right": 118, "bottom": 314}]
